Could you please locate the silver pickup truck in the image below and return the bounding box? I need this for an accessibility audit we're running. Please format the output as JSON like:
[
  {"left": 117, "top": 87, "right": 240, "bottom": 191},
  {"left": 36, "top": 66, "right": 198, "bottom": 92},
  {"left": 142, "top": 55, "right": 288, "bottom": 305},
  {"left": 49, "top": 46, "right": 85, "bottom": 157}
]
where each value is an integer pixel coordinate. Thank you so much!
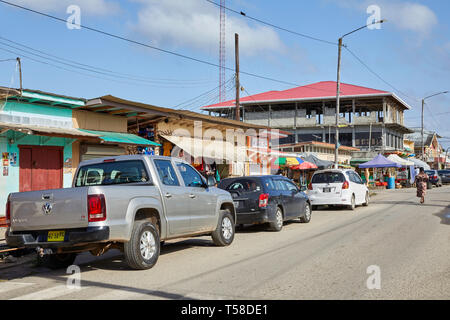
[{"left": 5, "top": 155, "right": 236, "bottom": 270}]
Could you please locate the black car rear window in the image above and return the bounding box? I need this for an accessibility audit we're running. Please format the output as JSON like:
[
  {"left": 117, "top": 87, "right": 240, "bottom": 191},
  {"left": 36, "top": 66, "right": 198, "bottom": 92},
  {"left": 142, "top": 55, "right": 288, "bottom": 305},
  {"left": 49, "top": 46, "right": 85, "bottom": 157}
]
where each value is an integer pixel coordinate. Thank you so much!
[
  {"left": 425, "top": 170, "right": 435, "bottom": 175},
  {"left": 312, "top": 172, "right": 345, "bottom": 183},
  {"left": 224, "top": 179, "right": 262, "bottom": 192}
]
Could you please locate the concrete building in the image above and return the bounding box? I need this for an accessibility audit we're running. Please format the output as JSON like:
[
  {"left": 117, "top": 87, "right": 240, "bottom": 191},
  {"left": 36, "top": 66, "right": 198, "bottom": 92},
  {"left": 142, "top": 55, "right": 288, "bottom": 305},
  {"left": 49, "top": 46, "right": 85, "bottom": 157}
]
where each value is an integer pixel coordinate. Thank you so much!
[
  {"left": 404, "top": 129, "right": 444, "bottom": 169},
  {"left": 201, "top": 81, "right": 414, "bottom": 154}
]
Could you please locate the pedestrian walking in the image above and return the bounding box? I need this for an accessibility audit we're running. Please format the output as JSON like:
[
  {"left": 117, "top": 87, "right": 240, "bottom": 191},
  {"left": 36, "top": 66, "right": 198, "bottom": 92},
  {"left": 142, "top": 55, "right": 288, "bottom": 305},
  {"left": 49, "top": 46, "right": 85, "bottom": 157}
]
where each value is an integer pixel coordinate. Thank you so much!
[{"left": 415, "top": 167, "right": 429, "bottom": 204}]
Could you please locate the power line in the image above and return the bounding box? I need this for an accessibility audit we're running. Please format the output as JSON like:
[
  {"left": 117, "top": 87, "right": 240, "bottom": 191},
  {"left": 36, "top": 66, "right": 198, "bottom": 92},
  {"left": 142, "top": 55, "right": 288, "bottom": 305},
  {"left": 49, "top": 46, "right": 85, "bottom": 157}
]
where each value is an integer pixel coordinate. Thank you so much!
[
  {"left": 205, "top": 0, "right": 337, "bottom": 46},
  {"left": 344, "top": 46, "right": 420, "bottom": 104},
  {"left": 0, "top": 0, "right": 314, "bottom": 89},
  {"left": 0, "top": 39, "right": 214, "bottom": 88},
  {"left": 0, "top": 45, "right": 185, "bottom": 88},
  {"left": 0, "top": 36, "right": 213, "bottom": 84},
  {"left": 175, "top": 77, "right": 235, "bottom": 109},
  {"left": 0, "top": 58, "right": 16, "bottom": 62}
]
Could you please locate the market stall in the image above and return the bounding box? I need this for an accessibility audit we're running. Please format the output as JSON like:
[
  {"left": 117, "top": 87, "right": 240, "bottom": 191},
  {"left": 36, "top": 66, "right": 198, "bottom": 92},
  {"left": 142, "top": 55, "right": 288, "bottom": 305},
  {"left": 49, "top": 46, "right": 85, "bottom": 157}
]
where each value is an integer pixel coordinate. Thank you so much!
[{"left": 359, "top": 154, "right": 401, "bottom": 189}]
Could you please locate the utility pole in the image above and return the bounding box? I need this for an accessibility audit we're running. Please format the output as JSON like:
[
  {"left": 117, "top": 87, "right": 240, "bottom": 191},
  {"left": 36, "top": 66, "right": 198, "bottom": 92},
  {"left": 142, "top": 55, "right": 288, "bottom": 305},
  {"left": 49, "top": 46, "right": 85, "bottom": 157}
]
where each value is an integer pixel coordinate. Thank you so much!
[
  {"left": 334, "top": 37, "right": 342, "bottom": 168},
  {"left": 334, "top": 19, "right": 385, "bottom": 169},
  {"left": 235, "top": 33, "right": 240, "bottom": 121},
  {"left": 421, "top": 91, "right": 448, "bottom": 162},
  {"left": 16, "top": 57, "right": 22, "bottom": 95}
]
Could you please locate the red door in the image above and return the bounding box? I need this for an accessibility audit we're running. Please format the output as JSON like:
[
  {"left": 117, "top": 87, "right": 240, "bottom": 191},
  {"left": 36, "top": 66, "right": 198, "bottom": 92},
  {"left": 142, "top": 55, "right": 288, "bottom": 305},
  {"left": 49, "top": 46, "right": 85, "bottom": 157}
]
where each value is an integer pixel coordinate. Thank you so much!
[{"left": 19, "top": 146, "right": 63, "bottom": 192}]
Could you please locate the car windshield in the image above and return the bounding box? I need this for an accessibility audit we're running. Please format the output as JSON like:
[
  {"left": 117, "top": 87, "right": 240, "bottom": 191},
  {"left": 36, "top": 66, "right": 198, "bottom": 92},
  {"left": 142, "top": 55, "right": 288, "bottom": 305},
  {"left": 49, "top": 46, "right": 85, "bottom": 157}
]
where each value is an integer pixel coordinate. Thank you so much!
[
  {"left": 75, "top": 160, "right": 150, "bottom": 187},
  {"left": 312, "top": 172, "right": 345, "bottom": 184}
]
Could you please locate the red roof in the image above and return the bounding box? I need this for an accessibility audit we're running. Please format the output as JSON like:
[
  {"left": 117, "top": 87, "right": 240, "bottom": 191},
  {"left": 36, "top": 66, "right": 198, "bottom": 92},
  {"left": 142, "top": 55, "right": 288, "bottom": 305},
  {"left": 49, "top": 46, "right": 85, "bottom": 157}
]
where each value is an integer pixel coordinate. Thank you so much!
[{"left": 202, "top": 81, "right": 391, "bottom": 109}]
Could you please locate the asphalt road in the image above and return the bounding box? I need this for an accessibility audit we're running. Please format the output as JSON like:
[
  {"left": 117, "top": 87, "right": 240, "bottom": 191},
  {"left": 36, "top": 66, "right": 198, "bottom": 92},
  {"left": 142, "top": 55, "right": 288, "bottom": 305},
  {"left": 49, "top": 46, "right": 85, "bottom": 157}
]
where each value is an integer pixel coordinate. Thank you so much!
[{"left": 1, "top": 186, "right": 449, "bottom": 300}]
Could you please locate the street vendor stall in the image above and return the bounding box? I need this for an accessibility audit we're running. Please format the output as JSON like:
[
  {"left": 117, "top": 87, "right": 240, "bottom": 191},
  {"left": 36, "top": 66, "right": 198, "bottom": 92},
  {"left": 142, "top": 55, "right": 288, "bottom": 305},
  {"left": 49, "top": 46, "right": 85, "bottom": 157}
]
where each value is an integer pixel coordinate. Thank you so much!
[
  {"left": 359, "top": 154, "right": 401, "bottom": 189},
  {"left": 387, "top": 154, "right": 415, "bottom": 187}
]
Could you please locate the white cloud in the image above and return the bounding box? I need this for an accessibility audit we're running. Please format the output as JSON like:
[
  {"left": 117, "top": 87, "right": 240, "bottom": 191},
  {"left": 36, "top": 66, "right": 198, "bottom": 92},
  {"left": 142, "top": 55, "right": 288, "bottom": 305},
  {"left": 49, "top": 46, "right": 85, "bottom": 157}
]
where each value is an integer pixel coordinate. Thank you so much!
[
  {"left": 130, "top": 0, "right": 285, "bottom": 57},
  {"left": 10, "top": 0, "right": 120, "bottom": 16},
  {"left": 327, "top": 0, "right": 438, "bottom": 38}
]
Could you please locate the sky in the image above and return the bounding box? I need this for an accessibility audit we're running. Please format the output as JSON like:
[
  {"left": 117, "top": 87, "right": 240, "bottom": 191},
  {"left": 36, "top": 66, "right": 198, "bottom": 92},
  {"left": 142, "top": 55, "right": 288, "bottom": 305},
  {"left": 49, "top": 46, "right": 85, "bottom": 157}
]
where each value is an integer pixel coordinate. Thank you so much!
[{"left": 0, "top": 0, "right": 449, "bottom": 149}]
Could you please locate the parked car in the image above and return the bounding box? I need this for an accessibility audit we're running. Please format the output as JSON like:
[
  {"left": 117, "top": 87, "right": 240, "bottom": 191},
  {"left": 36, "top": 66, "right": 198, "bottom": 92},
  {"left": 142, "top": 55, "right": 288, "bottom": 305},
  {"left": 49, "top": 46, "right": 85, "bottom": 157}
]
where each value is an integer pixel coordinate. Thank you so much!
[
  {"left": 217, "top": 175, "right": 312, "bottom": 232},
  {"left": 307, "top": 169, "right": 369, "bottom": 210},
  {"left": 437, "top": 170, "right": 450, "bottom": 184},
  {"left": 425, "top": 170, "right": 442, "bottom": 187},
  {"left": 5, "top": 155, "right": 236, "bottom": 270}
]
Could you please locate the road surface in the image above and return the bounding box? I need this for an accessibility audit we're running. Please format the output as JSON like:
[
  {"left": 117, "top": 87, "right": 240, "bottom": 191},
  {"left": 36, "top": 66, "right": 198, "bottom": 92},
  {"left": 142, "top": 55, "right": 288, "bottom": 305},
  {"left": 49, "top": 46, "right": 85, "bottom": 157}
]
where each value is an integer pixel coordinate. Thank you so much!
[{"left": 0, "top": 186, "right": 449, "bottom": 300}]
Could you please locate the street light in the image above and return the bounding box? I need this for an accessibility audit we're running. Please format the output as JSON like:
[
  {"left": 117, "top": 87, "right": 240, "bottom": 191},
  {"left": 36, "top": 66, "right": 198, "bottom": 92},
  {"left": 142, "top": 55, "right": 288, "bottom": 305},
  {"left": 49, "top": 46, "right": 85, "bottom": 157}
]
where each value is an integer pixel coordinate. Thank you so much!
[
  {"left": 334, "top": 19, "right": 385, "bottom": 168},
  {"left": 421, "top": 91, "right": 448, "bottom": 162}
]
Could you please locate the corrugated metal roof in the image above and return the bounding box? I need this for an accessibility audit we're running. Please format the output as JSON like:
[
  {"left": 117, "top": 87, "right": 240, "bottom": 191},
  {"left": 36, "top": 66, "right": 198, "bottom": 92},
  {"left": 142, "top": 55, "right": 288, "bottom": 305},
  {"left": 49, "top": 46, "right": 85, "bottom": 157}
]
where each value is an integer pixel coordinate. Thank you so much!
[{"left": 201, "top": 81, "right": 411, "bottom": 110}]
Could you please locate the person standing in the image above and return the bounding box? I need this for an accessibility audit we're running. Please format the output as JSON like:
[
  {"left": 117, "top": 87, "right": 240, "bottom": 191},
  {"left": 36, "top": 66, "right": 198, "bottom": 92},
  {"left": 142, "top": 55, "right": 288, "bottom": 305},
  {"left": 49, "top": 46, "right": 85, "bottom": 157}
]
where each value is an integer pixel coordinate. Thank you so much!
[{"left": 415, "top": 168, "right": 429, "bottom": 204}]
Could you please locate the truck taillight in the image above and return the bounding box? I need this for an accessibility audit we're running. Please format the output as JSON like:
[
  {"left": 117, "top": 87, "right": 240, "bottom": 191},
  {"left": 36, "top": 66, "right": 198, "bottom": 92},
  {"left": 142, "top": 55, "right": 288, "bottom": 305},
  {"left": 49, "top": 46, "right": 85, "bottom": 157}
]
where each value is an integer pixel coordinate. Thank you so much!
[
  {"left": 5, "top": 195, "right": 11, "bottom": 227},
  {"left": 342, "top": 181, "right": 349, "bottom": 189},
  {"left": 259, "top": 193, "right": 269, "bottom": 208},
  {"left": 88, "top": 194, "right": 106, "bottom": 222}
]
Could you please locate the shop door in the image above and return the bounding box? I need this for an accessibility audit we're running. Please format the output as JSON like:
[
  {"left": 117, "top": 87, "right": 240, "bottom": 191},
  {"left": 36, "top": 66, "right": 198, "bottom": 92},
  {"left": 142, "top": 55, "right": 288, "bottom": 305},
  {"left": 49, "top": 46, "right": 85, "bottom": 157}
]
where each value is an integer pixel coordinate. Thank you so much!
[{"left": 19, "top": 146, "right": 63, "bottom": 192}]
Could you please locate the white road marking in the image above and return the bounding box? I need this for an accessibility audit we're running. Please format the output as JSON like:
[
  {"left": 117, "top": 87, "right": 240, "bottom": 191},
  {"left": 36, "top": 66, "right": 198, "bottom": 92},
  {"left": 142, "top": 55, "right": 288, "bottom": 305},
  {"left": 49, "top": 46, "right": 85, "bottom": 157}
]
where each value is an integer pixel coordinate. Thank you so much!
[
  {"left": 0, "top": 282, "right": 34, "bottom": 294},
  {"left": 10, "top": 284, "right": 87, "bottom": 300}
]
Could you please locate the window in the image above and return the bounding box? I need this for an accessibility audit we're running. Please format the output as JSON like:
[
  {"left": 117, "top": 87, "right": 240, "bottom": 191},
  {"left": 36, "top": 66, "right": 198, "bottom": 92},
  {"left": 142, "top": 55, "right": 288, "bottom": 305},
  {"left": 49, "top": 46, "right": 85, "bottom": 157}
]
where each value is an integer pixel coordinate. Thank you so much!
[
  {"left": 225, "top": 179, "right": 261, "bottom": 192},
  {"left": 273, "top": 179, "right": 288, "bottom": 191},
  {"left": 154, "top": 159, "right": 180, "bottom": 186},
  {"left": 312, "top": 172, "right": 345, "bottom": 183},
  {"left": 282, "top": 180, "right": 298, "bottom": 192},
  {"left": 347, "top": 171, "right": 363, "bottom": 184},
  {"left": 176, "top": 162, "right": 205, "bottom": 187},
  {"left": 75, "top": 160, "right": 149, "bottom": 187}
]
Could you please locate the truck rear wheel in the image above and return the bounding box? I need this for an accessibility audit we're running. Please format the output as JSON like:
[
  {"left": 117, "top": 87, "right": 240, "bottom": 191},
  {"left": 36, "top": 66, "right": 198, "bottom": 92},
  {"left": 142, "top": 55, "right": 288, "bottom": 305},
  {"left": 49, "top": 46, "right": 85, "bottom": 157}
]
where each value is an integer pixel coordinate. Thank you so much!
[
  {"left": 124, "top": 220, "right": 160, "bottom": 270},
  {"left": 37, "top": 253, "right": 77, "bottom": 270},
  {"left": 211, "top": 209, "right": 235, "bottom": 246}
]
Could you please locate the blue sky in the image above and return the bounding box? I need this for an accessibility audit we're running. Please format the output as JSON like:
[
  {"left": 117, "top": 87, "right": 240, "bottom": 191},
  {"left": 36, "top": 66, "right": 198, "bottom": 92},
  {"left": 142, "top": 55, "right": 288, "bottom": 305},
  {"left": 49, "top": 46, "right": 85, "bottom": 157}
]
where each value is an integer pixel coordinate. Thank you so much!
[{"left": 0, "top": 0, "right": 449, "bottom": 148}]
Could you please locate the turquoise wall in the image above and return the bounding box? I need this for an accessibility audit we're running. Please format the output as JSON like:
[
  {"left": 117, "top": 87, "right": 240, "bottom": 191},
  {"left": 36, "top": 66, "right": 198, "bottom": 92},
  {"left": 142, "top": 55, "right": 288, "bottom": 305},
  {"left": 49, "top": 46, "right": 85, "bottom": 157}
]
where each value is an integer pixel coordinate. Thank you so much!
[{"left": 0, "top": 100, "right": 75, "bottom": 217}]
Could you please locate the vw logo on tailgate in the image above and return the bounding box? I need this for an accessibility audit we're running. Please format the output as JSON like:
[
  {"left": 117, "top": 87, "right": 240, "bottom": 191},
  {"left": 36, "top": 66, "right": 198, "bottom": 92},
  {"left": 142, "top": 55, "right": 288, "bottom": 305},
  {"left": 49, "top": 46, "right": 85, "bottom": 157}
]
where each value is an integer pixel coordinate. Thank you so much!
[{"left": 42, "top": 202, "right": 53, "bottom": 215}]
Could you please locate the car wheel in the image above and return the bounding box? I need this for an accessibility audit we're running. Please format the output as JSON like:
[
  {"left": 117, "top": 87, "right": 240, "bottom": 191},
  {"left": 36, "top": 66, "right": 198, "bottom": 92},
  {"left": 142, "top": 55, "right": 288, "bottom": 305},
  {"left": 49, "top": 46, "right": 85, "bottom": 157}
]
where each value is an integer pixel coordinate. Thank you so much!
[
  {"left": 124, "top": 220, "right": 160, "bottom": 270},
  {"left": 212, "top": 209, "right": 235, "bottom": 246},
  {"left": 269, "top": 207, "right": 284, "bottom": 231},
  {"left": 363, "top": 192, "right": 369, "bottom": 206},
  {"left": 299, "top": 203, "right": 312, "bottom": 223},
  {"left": 37, "top": 253, "right": 77, "bottom": 270},
  {"left": 348, "top": 195, "right": 356, "bottom": 211}
]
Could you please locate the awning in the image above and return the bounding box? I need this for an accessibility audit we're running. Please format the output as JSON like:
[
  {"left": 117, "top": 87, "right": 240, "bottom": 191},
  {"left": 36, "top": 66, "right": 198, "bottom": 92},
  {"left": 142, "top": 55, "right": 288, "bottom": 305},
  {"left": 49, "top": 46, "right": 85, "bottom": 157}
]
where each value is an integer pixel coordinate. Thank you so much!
[
  {"left": 409, "top": 158, "right": 431, "bottom": 170},
  {"left": 78, "top": 129, "right": 160, "bottom": 146},
  {"left": 161, "top": 134, "right": 243, "bottom": 162},
  {"left": 387, "top": 154, "right": 414, "bottom": 166},
  {"left": 0, "top": 121, "right": 98, "bottom": 138}
]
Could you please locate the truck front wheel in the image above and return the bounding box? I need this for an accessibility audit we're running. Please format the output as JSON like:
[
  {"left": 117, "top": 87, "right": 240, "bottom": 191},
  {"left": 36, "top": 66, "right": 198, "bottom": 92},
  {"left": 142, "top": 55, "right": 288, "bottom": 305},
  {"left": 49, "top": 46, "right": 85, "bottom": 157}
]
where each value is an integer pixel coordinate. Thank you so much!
[
  {"left": 124, "top": 221, "right": 160, "bottom": 270},
  {"left": 211, "top": 209, "right": 235, "bottom": 246}
]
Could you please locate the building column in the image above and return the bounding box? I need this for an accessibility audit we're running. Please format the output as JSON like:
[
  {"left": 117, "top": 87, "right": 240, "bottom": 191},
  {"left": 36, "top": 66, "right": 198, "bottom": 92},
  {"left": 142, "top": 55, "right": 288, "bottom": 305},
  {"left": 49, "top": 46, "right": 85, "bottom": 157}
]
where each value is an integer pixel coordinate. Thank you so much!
[
  {"left": 351, "top": 99, "right": 355, "bottom": 124},
  {"left": 294, "top": 102, "right": 298, "bottom": 144},
  {"left": 268, "top": 105, "right": 271, "bottom": 127},
  {"left": 352, "top": 126, "right": 355, "bottom": 148}
]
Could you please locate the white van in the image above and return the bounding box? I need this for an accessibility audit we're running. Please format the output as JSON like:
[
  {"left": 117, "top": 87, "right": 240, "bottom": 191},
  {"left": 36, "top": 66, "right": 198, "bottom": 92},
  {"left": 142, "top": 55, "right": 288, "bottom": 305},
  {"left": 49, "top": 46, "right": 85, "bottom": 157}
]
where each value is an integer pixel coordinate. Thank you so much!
[{"left": 307, "top": 169, "right": 369, "bottom": 210}]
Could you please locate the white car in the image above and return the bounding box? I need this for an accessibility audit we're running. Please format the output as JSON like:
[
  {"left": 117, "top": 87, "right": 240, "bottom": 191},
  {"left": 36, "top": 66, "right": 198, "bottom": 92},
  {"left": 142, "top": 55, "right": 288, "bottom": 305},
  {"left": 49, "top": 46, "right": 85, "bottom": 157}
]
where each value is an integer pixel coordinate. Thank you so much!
[{"left": 307, "top": 169, "right": 369, "bottom": 210}]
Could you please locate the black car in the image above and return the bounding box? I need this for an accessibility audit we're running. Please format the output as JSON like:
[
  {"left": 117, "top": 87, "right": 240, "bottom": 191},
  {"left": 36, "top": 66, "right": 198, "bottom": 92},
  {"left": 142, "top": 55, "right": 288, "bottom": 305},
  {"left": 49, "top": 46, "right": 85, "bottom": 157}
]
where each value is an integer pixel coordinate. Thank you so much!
[
  {"left": 425, "top": 170, "right": 442, "bottom": 187},
  {"left": 217, "top": 175, "right": 312, "bottom": 231},
  {"left": 437, "top": 170, "right": 450, "bottom": 184}
]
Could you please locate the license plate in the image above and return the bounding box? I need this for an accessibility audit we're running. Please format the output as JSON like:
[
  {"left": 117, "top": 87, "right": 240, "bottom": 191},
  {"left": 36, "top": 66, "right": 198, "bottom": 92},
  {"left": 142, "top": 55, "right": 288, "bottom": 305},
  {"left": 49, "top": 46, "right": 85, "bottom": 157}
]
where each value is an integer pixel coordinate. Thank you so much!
[
  {"left": 47, "top": 231, "right": 65, "bottom": 242},
  {"left": 323, "top": 188, "right": 331, "bottom": 192},
  {"left": 234, "top": 201, "right": 240, "bottom": 207}
]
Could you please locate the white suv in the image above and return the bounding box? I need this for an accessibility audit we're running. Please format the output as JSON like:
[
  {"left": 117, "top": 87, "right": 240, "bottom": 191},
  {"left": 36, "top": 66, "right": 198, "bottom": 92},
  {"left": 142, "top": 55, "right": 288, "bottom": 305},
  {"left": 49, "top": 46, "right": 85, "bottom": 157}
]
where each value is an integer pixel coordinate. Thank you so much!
[{"left": 307, "top": 169, "right": 369, "bottom": 210}]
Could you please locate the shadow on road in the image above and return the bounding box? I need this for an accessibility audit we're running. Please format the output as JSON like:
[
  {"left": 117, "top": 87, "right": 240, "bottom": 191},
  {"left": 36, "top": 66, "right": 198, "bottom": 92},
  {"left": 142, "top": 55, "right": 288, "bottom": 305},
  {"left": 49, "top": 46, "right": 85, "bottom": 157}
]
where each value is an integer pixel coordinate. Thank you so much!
[{"left": 434, "top": 206, "right": 450, "bottom": 225}]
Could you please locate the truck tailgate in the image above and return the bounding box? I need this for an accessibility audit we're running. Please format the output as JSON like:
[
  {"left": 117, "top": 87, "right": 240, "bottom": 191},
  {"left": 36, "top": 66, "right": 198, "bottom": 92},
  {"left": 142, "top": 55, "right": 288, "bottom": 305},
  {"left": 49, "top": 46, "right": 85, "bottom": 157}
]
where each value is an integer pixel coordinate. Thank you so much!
[{"left": 9, "top": 187, "right": 89, "bottom": 232}]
